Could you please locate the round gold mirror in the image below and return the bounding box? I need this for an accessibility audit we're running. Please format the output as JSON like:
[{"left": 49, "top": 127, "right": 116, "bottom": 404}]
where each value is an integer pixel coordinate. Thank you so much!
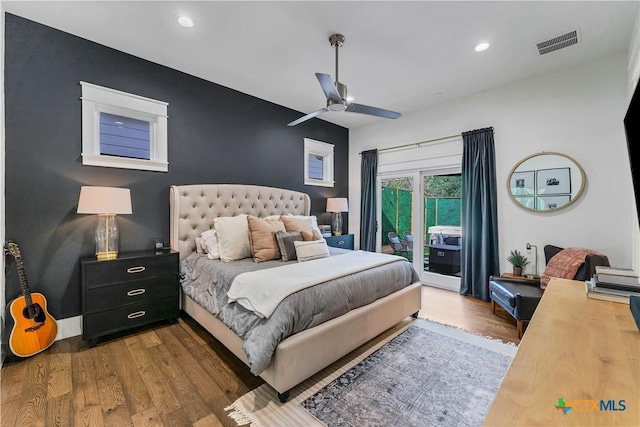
[{"left": 508, "top": 152, "right": 585, "bottom": 212}]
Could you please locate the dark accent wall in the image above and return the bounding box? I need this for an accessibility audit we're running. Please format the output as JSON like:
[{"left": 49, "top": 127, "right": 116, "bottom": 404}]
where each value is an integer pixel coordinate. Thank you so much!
[{"left": 4, "top": 14, "right": 349, "bottom": 320}]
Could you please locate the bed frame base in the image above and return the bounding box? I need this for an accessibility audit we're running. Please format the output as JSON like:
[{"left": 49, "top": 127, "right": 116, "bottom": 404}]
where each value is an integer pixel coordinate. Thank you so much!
[{"left": 181, "top": 282, "right": 422, "bottom": 395}]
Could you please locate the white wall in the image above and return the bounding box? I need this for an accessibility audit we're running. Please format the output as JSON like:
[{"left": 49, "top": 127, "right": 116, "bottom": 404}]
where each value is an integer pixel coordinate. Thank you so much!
[{"left": 350, "top": 51, "right": 633, "bottom": 274}]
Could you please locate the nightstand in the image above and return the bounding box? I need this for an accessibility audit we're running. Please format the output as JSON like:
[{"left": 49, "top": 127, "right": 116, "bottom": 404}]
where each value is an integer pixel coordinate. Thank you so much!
[
  {"left": 80, "top": 250, "right": 180, "bottom": 346},
  {"left": 325, "top": 234, "right": 354, "bottom": 250}
]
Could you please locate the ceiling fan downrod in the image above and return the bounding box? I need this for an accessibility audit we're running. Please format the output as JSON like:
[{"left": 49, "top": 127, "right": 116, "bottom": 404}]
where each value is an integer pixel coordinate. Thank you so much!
[{"left": 329, "top": 34, "right": 347, "bottom": 101}]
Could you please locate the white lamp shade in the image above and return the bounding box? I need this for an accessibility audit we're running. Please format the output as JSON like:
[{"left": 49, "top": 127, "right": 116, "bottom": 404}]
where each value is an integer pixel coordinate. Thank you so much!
[
  {"left": 77, "top": 186, "right": 132, "bottom": 214},
  {"left": 327, "top": 198, "right": 348, "bottom": 213}
]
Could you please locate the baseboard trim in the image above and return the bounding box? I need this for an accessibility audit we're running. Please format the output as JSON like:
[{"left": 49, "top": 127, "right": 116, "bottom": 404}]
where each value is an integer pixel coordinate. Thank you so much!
[{"left": 56, "top": 315, "right": 82, "bottom": 341}]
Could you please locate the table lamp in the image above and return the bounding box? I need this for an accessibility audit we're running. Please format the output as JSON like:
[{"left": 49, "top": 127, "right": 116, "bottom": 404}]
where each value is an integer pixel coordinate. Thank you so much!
[
  {"left": 526, "top": 242, "right": 539, "bottom": 279},
  {"left": 78, "top": 186, "right": 132, "bottom": 260},
  {"left": 327, "top": 198, "right": 348, "bottom": 236}
]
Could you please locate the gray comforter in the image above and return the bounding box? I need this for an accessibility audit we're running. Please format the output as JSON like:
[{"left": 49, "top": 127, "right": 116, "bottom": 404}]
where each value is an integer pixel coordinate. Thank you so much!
[{"left": 180, "top": 248, "right": 418, "bottom": 374}]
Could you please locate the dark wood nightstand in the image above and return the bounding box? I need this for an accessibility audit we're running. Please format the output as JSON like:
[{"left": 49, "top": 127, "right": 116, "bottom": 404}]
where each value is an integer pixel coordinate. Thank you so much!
[
  {"left": 80, "top": 250, "right": 180, "bottom": 346},
  {"left": 325, "top": 234, "right": 354, "bottom": 250}
]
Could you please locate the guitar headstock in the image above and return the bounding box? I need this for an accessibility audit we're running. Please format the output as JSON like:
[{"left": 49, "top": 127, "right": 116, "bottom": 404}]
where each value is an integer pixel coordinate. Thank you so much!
[{"left": 5, "top": 241, "right": 22, "bottom": 260}]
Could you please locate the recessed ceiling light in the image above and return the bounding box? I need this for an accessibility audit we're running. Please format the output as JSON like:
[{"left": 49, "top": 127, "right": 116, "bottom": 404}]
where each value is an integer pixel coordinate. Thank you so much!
[
  {"left": 176, "top": 16, "right": 194, "bottom": 28},
  {"left": 475, "top": 42, "right": 490, "bottom": 52}
]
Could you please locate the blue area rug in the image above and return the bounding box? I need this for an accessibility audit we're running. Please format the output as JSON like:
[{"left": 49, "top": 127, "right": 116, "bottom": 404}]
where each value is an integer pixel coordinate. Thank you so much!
[{"left": 300, "top": 320, "right": 515, "bottom": 427}]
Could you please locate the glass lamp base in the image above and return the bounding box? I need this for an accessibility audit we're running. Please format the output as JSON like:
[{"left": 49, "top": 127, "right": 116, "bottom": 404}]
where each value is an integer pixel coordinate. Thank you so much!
[
  {"left": 96, "top": 214, "right": 120, "bottom": 260},
  {"left": 96, "top": 251, "right": 119, "bottom": 260},
  {"left": 331, "top": 212, "right": 343, "bottom": 236}
]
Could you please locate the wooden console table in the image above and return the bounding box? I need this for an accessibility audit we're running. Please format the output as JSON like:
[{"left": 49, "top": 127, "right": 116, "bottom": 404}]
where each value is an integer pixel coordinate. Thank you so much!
[{"left": 484, "top": 278, "right": 639, "bottom": 426}]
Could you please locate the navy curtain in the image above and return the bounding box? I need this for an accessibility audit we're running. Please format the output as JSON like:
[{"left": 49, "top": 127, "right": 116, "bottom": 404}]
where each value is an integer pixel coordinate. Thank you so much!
[
  {"left": 360, "top": 149, "right": 378, "bottom": 252},
  {"left": 460, "top": 128, "right": 500, "bottom": 301}
]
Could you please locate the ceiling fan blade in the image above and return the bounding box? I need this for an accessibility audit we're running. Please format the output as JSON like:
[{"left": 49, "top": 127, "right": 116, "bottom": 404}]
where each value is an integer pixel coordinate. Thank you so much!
[
  {"left": 346, "top": 103, "right": 401, "bottom": 119},
  {"left": 315, "top": 73, "right": 342, "bottom": 102},
  {"left": 287, "top": 108, "right": 328, "bottom": 127}
]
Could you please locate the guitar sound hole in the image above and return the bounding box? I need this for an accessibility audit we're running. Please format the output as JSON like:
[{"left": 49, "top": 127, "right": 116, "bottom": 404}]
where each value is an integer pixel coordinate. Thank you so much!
[{"left": 22, "top": 303, "right": 45, "bottom": 322}]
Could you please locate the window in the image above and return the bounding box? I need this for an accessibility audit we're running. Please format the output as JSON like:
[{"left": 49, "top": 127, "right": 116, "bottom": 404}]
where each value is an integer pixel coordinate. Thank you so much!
[
  {"left": 81, "top": 82, "right": 168, "bottom": 172},
  {"left": 304, "top": 138, "right": 334, "bottom": 187}
]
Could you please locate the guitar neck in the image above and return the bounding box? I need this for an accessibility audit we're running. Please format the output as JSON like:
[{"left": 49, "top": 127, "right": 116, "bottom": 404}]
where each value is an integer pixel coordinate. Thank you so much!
[{"left": 14, "top": 254, "right": 33, "bottom": 306}]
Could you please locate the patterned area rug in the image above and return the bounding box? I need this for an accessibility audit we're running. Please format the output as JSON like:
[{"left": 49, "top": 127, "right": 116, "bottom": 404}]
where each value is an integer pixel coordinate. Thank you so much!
[{"left": 226, "top": 319, "right": 516, "bottom": 427}]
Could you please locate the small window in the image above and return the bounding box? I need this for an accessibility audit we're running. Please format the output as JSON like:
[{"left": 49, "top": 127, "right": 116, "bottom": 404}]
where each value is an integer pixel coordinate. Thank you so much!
[
  {"left": 304, "top": 138, "right": 334, "bottom": 187},
  {"left": 99, "top": 113, "right": 150, "bottom": 159},
  {"left": 81, "top": 82, "right": 168, "bottom": 172},
  {"left": 307, "top": 155, "right": 324, "bottom": 180}
]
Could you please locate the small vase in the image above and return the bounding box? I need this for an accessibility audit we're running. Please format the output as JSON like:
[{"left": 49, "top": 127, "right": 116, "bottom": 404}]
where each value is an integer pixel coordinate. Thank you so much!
[{"left": 513, "top": 266, "right": 523, "bottom": 276}]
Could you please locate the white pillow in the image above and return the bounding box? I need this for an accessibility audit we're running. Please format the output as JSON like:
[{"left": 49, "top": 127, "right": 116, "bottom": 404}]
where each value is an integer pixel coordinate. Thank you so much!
[
  {"left": 213, "top": 215, "right": 251, "bottom": 262},
  {"left": 294, "top": 240, "right": 330, "bottom": 262},
  {"left": 200, "top": 229, "right": 220, "bottom": 260},
  {"left": 195, "top": 237, "right": 204, "bottom": 254}
]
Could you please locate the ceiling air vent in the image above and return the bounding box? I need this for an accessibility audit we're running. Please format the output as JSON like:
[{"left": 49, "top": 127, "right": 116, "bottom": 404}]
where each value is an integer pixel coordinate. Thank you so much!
[{"left": 536, "top": 29, "right": 581, "bottom": 56}]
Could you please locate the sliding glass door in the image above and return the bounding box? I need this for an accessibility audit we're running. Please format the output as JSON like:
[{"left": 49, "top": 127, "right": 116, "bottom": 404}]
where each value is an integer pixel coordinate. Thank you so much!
[{"left": 377, "top": 168, "right": 461, "bottom": 292}]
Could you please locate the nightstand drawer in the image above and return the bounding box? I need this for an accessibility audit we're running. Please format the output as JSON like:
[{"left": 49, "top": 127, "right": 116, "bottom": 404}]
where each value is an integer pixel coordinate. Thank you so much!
[
  {"left": 83, "top": 253, "right": 179, "bottom": 287},
  {"left": 83, "top": 296, "right": 178, "bottom": 340},
  {"left": 325, "top": 234, "right": 354, "bottom": 250},
  {"left": 85, "top": 275, "right": 178, "bottom": 312}
]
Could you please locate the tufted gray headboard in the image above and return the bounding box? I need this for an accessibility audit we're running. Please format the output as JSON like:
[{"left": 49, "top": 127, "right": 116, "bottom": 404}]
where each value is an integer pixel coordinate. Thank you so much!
[{"left": 170, "top": 184, "right": 311, "bottom": 260}]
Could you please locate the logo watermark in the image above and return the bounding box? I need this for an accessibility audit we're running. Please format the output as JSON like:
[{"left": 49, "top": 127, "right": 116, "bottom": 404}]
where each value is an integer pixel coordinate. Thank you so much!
[{"left": 555, "top": 397, "right": 626, "bottom": 415}]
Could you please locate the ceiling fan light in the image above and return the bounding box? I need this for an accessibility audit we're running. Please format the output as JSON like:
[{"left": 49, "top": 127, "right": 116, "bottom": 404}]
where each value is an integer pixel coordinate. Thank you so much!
[{"left": 328, "top": 102, "right": 347, "bottom": 111}]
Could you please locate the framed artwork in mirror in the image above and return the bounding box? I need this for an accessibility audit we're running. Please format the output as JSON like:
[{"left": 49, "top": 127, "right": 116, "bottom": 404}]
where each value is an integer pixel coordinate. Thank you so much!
[
  {"left": 536, "top": 167, "right": 571, "bottom": 195},
  {"left": 509, "top": 170, "right": 535, "bottom": 197}
]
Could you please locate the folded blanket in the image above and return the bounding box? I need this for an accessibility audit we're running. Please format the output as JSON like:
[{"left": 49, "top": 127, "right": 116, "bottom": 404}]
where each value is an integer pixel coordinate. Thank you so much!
[
  {"left": 227, "top": 250, "right": 403, "bottom": 318},
  {"left": 540, "top": 247, "right": 605, "bottom": 289}
]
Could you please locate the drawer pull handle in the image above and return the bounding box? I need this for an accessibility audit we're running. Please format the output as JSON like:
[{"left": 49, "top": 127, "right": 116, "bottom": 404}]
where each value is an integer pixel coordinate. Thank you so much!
[
  {"left": 127, "top": 266, "right": 146, "bottom": 274},
  {"left": 127, "top": 311, "right": 146, "bottom": 319},
  {"left": 337, "top": 240, "right": 344, "bottom": 245},
  {"left": 126, "top": 289, "right": 146, "bottom": 297}
]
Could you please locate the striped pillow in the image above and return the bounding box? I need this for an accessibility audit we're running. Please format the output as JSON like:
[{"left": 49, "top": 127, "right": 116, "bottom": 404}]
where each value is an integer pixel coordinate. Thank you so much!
[
  {"left": 275, "top": 230, "right": 303, "bottom": 262},
  {"left": 294, "top": 240, "right": 330, "bottom": 262}
]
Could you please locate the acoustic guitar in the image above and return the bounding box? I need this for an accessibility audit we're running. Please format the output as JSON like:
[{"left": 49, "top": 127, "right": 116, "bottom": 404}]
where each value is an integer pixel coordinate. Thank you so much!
[{"left": 6, "top": 241, "right": 58, "bottom": 357}]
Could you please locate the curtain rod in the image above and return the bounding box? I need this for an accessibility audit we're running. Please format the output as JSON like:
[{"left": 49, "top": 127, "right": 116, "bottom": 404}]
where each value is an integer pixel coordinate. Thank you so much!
[{"left": 358, "top": 133, "right": 461, "bottom": 155}]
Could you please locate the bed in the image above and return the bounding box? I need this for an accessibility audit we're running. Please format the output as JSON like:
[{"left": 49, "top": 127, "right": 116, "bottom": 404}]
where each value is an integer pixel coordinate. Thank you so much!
[{"left": 170, "top": 184, "right": 421, "bottom": 401}]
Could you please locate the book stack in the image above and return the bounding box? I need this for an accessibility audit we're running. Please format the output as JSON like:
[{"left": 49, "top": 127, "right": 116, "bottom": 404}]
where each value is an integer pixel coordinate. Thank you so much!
[{"left": 585, "top": 266, "right": 640, "bottom": 304}]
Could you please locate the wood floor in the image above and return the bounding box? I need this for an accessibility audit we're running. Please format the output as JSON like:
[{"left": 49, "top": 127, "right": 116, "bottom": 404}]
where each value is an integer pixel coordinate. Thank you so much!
[{"left": 1, "top": 286, "right": 520, "bottom": 426}]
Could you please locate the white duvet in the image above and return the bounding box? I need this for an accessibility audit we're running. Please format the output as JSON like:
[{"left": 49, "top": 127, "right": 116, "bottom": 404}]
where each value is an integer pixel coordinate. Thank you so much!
[{"left": 227, "top": 250, "right": 403, "bottom": 319}]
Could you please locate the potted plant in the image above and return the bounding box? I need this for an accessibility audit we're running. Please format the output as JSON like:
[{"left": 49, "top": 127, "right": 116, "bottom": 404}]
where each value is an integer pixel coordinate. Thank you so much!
[{"left": 507, "top": 249, "right": 530, "bottom": 276}]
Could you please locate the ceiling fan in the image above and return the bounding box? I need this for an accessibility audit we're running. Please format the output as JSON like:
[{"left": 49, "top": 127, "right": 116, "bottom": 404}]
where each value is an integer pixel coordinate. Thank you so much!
[{"left": 288, "top": 34, "right": 401, "bottom": 126}]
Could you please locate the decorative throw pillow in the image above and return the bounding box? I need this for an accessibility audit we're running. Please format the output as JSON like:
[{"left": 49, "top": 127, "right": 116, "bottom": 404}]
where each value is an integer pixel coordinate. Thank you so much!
[
  {"left": 281, "top": 216, "right": 315, "bottom": 233},
  {"left": 247, "top": 215, "right": 286, "bottom": 262},
  {"left": 286, "top": 214, "right": 319, "bottom": 227},
  {"left": 294, "top": 240, "right": 330, "bottom": 262},
  {"left": 263, "top": 214, "right": 282, "bottom": 221},
  {"left": 275, "top": 230, "right": 303, "bottom": 261},
  {"left": 300, "top": 228, "right": 323, "bottom": 241},
  {"left": 200, "top": 229, "right": 220, "bottom": 260},
  {"left": 195, "top": 237, "right": 204, "bottom": 254},
  {"left": 213, "top": 214, "right": 251, "bottom": 262}
]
